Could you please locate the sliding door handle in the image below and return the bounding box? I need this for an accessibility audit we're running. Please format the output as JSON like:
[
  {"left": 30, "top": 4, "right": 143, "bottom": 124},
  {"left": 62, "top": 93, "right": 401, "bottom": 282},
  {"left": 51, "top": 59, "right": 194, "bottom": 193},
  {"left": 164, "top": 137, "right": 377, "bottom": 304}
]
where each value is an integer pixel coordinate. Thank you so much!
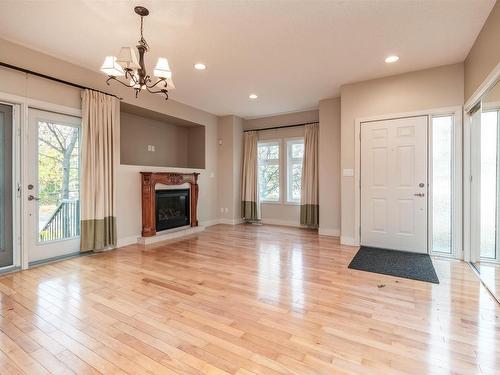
[{"left": 413, "top": 193, "right": 425, "bottom": 197}]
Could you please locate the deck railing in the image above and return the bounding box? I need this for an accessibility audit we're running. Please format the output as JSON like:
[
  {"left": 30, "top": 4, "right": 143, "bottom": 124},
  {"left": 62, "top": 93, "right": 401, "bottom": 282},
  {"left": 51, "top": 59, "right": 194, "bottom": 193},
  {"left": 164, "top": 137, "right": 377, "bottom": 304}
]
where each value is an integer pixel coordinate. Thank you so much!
[{"left": 39, "top": 199, "right": 80, "bottom": 242}]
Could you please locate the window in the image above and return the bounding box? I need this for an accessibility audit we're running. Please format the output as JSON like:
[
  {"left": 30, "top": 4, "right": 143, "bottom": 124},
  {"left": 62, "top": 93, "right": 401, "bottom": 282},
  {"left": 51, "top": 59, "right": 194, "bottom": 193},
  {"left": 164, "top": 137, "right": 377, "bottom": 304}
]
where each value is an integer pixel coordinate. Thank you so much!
[
  {"left": 431, "top": 115, "right": 453, "bottom": 254},
  {"left": 287, "top": 139, "right": 304, "bottom": 203},
  {"left": 258, "top": 141, "right": 280, "bottom": 202}
]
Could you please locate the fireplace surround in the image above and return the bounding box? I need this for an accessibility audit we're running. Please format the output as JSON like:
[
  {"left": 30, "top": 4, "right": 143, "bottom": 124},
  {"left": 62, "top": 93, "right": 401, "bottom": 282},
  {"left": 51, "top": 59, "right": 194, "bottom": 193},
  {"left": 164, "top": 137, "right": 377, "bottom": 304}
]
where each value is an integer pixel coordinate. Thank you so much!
[{"left": 141, "top": 172, "right": 199, "bottom": 237}]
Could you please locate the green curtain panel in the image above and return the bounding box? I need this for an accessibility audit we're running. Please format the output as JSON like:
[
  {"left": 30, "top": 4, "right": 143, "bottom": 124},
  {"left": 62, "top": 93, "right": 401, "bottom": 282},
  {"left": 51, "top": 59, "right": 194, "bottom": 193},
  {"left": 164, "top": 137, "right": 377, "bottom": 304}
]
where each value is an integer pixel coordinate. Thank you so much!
[
  {"left": 80, "top": 90, "right": 119, "bottom": 252},
  {"left": 241, "top": 131, "right": 261, "bottom": 222},
  {"left": 300, "top": 123, "right": 319, "bottom": 227}
]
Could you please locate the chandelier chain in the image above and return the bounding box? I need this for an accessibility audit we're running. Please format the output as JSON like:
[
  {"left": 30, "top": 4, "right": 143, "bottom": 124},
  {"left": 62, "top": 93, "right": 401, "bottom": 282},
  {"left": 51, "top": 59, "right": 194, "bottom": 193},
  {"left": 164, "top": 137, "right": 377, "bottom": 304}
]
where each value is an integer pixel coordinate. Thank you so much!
[{"left": 139, "top": 15, "right": 149, "bottom": 50}]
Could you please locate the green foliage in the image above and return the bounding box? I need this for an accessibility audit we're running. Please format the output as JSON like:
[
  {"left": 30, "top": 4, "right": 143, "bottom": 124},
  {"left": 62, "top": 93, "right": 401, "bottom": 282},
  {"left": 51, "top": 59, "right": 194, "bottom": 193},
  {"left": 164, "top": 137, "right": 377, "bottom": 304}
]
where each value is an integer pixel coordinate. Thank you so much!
[{"left": 38, "top": 122, "right": 80, "bottom": 206}]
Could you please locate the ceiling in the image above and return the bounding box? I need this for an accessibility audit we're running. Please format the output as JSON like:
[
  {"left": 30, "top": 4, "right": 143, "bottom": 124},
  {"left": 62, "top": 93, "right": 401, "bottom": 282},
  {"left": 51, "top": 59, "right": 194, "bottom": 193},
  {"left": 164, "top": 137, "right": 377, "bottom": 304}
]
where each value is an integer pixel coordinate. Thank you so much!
[{"left": 0, "top": 0, "right": 495, "bottom": 118}]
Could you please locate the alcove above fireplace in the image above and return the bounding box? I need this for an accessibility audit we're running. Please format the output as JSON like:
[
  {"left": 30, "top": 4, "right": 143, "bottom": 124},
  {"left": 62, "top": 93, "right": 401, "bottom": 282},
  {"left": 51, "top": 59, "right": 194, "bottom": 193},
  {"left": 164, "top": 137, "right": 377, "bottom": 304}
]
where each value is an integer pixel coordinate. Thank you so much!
[{"left": 141, "top": 172, "right": 199, "bottom": 237}]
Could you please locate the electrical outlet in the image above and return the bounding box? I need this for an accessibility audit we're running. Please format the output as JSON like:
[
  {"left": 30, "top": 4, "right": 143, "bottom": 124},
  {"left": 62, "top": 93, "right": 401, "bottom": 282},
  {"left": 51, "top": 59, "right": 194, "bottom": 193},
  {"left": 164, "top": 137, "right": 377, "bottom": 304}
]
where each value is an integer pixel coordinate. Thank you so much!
[
  {"left": 151, "top": 145, "right": 155, "bottom": 152},
  {"left": 220, "top": 207, "right": 224, "bottom": 213},
  {"left": 224, "top": 208, "right": 228, "bottom": 213}
]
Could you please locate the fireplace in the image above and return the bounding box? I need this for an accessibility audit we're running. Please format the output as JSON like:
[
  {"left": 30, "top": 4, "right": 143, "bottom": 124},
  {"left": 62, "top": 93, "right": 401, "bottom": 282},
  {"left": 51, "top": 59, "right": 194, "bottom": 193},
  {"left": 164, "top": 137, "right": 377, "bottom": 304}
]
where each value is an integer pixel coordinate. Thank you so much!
[
  {"left": 141, "top": 172, "right": 199, "bottom": 237},
  {"left": 155, "top": 189, "right": 190, "bottom": 231}
]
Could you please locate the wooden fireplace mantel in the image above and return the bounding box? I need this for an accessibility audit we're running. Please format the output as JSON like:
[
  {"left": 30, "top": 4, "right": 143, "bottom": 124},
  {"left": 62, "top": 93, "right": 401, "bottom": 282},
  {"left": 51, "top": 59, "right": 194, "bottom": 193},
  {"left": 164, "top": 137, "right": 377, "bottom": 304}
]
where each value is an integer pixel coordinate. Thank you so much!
[{"left": 141, "top": 172, "right": 200, "bottom": 237}]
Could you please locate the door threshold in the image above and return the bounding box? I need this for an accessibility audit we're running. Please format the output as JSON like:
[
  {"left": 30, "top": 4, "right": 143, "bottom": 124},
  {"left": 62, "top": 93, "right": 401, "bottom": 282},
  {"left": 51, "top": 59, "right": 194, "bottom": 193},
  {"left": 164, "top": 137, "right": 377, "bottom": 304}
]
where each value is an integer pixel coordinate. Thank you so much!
[
  {"left": 28, "top": 251, "right": 91, "bottom": 268},
  {"left": 0, "top": 265, "right": 21, "bottom": 276}
]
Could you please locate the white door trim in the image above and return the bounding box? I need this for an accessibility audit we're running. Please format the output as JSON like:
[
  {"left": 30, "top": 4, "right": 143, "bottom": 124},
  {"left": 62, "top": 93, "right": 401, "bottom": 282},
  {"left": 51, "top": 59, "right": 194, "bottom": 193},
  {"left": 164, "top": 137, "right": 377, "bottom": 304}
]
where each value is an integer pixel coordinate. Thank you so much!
[
  {"left": 353, "top": 106, "right": 463, "bottom": 259},
  {"left": 464, "top": 60, "right": 500, "bottom": 113},
  {"left": 0, "top": 90, "right": 82, "bottom": 269}
]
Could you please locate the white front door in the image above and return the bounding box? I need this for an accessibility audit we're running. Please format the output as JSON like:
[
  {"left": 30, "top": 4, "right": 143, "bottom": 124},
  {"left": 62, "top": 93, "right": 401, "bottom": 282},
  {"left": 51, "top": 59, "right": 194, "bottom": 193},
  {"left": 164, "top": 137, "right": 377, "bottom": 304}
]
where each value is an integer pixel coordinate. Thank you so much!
[
  {"left": 361, "top": 116, "right": 428, "bottom": 253},
  {"left": 27, "top": 109, "right": 81, "bottom": 263}
]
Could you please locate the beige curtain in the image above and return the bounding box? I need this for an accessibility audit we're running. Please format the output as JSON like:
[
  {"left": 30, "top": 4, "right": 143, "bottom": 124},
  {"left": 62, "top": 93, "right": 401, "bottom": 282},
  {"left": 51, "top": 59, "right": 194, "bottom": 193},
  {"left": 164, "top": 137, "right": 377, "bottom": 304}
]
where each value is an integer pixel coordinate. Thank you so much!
[
  {"left": 80, "top": 90, "right": 119, "bottom": 251},
  {"left": 241, "top": 131, "right": 260, "bottom": 221},
  {"left": 300, "top": 123, "right": 319, "bottom": 227}
]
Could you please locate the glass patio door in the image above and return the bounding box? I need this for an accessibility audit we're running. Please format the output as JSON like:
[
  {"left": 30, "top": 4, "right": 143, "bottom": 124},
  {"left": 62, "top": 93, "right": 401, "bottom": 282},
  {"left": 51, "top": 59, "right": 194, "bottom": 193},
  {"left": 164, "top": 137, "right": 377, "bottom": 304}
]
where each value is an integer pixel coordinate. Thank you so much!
[
  {"left": 27, "top": 109, "right": 81, "bottom": 263},
  {"left": 0, "top": 103, "right": 14, "bottom": 268}
]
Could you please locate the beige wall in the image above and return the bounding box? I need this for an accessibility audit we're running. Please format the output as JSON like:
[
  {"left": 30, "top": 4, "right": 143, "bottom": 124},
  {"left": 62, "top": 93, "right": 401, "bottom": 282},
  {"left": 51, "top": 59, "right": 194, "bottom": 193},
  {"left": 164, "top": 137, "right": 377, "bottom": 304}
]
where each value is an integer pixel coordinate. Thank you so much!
[
  {"left": 232, "top": 117, "right": 243, "bottom": 221},
  {"left": 0, "top": 38, "right": 220, "bottom": 246},
  {"left": 217, "top": 115, "right": 243, "bottom": 223},
  {"left": 340, "top": 63, "right": 464, "bottom": 242},
  {"left": 244, "top": 109, "right": 318, "bottom": 130},
  {"left": 318, "top": 97, "right": 341, "bottom": 235},
  {"left": 464, "top": 0, "right": 500, "bottom": 101}
]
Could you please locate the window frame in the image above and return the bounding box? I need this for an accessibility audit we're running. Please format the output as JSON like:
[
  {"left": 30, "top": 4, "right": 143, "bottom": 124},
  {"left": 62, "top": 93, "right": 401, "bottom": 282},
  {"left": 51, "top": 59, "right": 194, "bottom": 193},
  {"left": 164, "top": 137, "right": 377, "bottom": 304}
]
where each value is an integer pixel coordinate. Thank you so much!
[
  {"left": 286, "top": 137, "right": 304, "bottom": 204},
  {"left": 429, "top": 114, "right": 454, "bottom": 255},
  {"left": 257, "top": 139, "right": 282, "bottom": 204},
  {"left": 478, "top": 107, "right": 500, "bottom": 263}
]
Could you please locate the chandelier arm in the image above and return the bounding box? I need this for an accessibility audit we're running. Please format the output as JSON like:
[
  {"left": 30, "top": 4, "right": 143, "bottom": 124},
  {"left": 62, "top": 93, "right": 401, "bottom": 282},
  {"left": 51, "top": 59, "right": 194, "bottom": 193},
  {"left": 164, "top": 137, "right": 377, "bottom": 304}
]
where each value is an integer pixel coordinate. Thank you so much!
[
  {"left": 146, "top": 86, "right": 169, "bottom": 100},
  {"left": 124, "top": 69, "right": 135, "bottom": 83},
  {"left": 145, "top": 78, "right": 167, "bottom": 90},
  {"left": 106, "top": 76, "right": 135, "bottom": 88}
]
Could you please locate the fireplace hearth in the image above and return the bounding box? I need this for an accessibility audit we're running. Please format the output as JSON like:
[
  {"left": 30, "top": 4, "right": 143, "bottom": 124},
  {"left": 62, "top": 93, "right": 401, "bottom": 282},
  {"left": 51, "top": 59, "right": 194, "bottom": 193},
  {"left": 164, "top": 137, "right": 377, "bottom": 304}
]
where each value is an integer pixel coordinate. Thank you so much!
[{"left": 156, "top": 189, "right": 190, "bottom": 231}]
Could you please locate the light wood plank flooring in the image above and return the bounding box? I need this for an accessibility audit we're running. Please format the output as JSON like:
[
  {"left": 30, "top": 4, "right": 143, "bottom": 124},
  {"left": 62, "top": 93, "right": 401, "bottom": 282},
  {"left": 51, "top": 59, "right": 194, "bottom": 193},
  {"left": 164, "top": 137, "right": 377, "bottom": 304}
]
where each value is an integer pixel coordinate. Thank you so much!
[{"left": 0, "top": 224, "right": 498, "bottom": 374}]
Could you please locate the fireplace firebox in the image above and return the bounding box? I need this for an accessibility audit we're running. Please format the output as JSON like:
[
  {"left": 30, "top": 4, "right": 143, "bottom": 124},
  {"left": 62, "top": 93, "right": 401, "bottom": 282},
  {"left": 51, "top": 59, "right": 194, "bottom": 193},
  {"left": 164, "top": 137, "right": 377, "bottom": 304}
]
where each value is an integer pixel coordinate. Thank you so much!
[{"left": 155, "top": 189, "right": 190, "bottom": 231}]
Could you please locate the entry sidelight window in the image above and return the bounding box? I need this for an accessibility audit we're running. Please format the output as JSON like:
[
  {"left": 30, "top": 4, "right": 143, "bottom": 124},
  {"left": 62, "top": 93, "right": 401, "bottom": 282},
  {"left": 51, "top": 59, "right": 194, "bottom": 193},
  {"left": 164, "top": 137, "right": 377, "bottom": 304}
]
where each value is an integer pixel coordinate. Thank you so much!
[{"left": 431, "top": 115, "right": 453, "bottom": 254}]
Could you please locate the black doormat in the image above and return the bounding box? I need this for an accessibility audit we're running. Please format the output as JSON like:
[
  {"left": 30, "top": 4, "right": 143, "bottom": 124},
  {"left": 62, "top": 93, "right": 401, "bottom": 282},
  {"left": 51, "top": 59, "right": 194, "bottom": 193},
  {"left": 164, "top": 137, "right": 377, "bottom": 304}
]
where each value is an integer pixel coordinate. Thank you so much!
[{"left": 348, "top": 246, "right": 439, "bottom": 284}]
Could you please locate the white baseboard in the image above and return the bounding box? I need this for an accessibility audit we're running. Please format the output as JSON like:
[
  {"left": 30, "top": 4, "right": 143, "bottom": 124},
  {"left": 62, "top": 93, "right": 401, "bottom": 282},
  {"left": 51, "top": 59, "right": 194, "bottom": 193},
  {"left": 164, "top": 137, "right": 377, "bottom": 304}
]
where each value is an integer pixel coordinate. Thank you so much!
[
  {"left": 116, "top": 236, "right": 140, "bottom": 248},
  {"left": 200, "top": 219, "right": 223, "bottom": 227},
  {"left": 340, "top": 236, "right": 359, "bottom": 246},
  {"left": 218, "top": 218, "right": 244, "bottom": 225},
  {"left": 260, "top": 218, "right": 301, "bottom": 228},
  {"left": 318, "top": 228, "right": 340, "bottom": 237},
  {"left": 138, "top": 225, "right": 206, "bottom": 245}
]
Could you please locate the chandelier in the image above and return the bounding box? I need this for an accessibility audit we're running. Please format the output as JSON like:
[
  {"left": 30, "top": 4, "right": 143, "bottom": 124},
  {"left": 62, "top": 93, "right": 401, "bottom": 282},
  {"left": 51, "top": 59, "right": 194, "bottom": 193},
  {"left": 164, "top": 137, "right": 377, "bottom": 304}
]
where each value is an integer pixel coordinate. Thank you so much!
[{"left": 100, "top": 6, "right": 174, "bottom": 100}]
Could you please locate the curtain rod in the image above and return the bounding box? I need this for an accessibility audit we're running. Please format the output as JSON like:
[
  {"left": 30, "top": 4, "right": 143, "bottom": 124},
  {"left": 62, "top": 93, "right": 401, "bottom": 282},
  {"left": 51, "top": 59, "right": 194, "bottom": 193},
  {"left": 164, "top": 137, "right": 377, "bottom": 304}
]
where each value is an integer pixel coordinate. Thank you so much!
[
  {"left": 243, "top": 121, "right": 319, "bottom": 133},
  {"left": 0, "top": 61, "right": 122, "bottom": 100}
]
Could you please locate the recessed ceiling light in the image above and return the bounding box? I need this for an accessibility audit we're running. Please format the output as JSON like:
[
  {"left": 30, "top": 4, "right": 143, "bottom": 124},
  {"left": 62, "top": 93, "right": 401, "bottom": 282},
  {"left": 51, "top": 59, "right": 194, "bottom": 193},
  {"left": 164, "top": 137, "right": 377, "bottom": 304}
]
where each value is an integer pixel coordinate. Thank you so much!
[
  {"left": 249, "top": 94, "right": 258, "bottom": 99},
  {"left": 385, "top": 55, "right": 399, "bottom": 63},
  {"left": 194, "top": 63, "right": 206, "bottom": 70}
]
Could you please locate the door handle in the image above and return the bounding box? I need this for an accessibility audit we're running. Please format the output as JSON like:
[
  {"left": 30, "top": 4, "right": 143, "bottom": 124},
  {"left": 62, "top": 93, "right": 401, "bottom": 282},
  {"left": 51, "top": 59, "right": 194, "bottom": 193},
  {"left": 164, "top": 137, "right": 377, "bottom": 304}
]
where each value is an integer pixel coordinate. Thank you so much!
[
  {"left": 413, "top": 193, "right": 425, "bottom": 197},
  {"left": 28, "top": 195, "right": 40, "bottom": 201}
]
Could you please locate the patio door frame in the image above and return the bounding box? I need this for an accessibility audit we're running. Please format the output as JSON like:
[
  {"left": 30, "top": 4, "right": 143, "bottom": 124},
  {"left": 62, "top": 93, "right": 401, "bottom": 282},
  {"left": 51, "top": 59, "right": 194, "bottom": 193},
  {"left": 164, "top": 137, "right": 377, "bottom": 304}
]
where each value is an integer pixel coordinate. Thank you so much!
[
  {"left": 464, "top": 61, "right": 500, "bottom": 263},
  {"left": 27, "top": 108, "right": 82, "bottom": 264},
  {"left": 0, "top": 99, "right": 21, "bottom": 273},
  {"left": 0, "top": 91, "right": 81, "bottom": 270}
]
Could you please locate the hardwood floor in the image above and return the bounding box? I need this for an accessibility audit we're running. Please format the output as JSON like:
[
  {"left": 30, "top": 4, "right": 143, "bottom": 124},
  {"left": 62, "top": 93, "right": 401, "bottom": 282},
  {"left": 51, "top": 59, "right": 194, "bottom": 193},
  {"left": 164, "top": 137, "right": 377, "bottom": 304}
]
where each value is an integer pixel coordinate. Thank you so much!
[{"left": 0, "top": 224, "right": 498, "bottom": 374}]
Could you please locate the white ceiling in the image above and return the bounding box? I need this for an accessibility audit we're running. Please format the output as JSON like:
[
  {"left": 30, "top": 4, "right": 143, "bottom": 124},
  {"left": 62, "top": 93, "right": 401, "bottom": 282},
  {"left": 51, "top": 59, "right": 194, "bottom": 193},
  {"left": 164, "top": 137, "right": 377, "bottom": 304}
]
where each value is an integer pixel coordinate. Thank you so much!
[{"left": 0, "top": 0, "right": 495, "bottom": 118}]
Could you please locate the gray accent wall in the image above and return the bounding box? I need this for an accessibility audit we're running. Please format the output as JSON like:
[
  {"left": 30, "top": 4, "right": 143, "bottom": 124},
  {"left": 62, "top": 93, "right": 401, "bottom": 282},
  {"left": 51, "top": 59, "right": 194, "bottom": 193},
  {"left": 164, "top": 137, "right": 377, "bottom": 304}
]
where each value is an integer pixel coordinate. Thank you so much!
[{"left": 120, "top": 111, "right": 205, "bottom": 169}]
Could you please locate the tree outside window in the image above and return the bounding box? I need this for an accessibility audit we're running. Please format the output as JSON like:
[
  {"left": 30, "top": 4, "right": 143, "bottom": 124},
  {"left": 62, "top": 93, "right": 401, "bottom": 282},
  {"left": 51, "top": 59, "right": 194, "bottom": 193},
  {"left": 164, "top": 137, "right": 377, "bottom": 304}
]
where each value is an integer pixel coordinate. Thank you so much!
[
  {"left": 258, "top": 141, "right": 280, "bottom": 202},
  {"left": 287, "top": 139, "right": 304, "bottom": 203}
]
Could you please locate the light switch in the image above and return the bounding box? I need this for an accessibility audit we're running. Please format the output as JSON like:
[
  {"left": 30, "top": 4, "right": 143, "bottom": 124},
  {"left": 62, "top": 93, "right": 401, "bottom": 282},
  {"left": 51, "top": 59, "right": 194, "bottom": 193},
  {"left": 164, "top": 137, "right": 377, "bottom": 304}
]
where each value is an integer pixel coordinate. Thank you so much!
[{"left": 343, "top": 168, "right": 354, "bottom": 177}]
